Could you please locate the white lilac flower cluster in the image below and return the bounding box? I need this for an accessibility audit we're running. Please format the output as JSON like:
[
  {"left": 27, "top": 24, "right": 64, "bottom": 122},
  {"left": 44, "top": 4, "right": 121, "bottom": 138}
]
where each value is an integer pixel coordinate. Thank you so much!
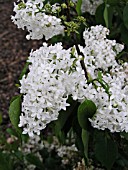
[
  {"left": 19, "top": 43, "right": 86, "bottom": 137},
  {"left": 80, "top": 25, "right": 128, "bottom": 133},
  {"left": 11, "top": 0, "right": 64, "bottom": 40},
  {"left": 72, "top": 0, "right": 103, "bottom": 15},
  {"left": 19, "top": 24, "right": 127, "bottom": 136}
]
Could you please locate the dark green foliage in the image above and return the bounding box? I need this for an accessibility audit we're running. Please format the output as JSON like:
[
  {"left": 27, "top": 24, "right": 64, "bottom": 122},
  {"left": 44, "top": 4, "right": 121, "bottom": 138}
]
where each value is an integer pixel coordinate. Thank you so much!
[
  {"left": 94, "top": 131, "right": 118, "bottom": 170},
  {"left": 123, "top": 4, "right": 128, "bottom": 29},
  {"left": 95, "top": 3, "right": 105, "bottom": 25},
  {"left": 9, "top": 96, "right": 22, "bottom": 133},
  {"left": 82, "top": 129, "right": 89, "bottom": 161},
  {"left": 104, "top": 3, "right": 114, "bottom": 28},
  {"left": 77, "top": 99, "right": 96, "bottom": 130},
  {"left": 54, "top": 97, "right": 79, "bottom": 144},
  {"left": 76, "top": 0, "right": 82, "bottom": 15}
]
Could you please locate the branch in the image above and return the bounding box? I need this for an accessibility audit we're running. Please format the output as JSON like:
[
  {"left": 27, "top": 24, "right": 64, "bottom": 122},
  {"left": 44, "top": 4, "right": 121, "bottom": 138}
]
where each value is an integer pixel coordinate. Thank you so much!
[{"left": 75, "top": 44, "right": 89, "bottom": 80}]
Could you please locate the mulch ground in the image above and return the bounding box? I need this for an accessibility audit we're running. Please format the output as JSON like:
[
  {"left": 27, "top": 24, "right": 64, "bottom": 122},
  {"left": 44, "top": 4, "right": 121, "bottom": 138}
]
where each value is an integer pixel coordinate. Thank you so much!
[{"left": 0, "top": 0, "right": 42, "bottom": 123}]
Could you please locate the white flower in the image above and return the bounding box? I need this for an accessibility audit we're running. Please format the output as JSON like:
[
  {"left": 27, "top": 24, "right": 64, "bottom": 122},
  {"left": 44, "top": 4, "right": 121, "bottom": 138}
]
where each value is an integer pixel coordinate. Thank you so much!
[
  {"left": 11, "top": 0, "right": 64, "bottom": 40},
  {"left": 19, "top": 25, "right": 127, "bottom": 136},
  {"left": 79, "top": 25, "right": 128, "bottom": 133},
  {"left": 19, "top": 43, "right": 86, "bottom": 137},
  {"left": 80, "top": 25, "right": 124, "bottom": 78}
]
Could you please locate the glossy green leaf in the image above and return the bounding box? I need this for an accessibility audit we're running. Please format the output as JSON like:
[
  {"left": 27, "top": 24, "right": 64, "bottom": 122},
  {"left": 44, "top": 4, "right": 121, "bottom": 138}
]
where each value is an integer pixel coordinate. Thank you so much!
[
  {"left": 9, "top": 96, "right": 22, "bottom": 133},
  {"left": 94, "top": 131, "right": 118, "bottom": 170},
  {"left": 123, "top": 4, "right": 128, "bottom": 30},
  {"left": 104, "top": 4, "right": 109, "bottom": 28},
  {"left": 78, "top": 99, "right": 96, "bottom": 129},
  {"left": 82, "top": 129, "right": 89, "bottom": 160},
  {"left": 95, "top": 3, "right": 105, "bottom": 25},
  {"left": 104, "top": 4, "right": 113, "bottom": 28},
  {"left": 76, "top": 0, "right": 82, "bottom": 15}
]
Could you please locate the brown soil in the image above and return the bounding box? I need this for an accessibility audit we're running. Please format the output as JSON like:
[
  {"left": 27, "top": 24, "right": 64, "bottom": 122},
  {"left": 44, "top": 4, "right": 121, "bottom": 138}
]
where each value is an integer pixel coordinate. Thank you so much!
[{"left": 0, "top": 0, "right": 42, "bottom": 122}]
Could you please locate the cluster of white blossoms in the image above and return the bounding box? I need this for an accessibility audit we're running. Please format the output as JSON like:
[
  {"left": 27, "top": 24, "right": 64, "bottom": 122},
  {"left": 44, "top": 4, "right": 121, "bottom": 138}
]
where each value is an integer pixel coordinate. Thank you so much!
[
  {"left": 80, "top": 25, "right": 128, "bottom": 133},
  {"left": 79, "top": 25, "right": 124, "bottom": 77},
  {"left": 19, "top": 24, "right": 127, "bottom": 136},
  {"left": 11, "top": 0, "right": 64, "bottom": 40},
  {"left": 19, "top": 43, "right": 87, "bottom": 137},
  {"left": 72, "top": 0, "right": 103, "bottom": 15}
]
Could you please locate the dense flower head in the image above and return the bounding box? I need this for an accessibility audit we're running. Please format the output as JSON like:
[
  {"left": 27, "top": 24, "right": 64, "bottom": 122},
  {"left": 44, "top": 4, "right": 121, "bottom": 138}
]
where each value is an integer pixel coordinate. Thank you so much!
[
  {"left": 79, "top": 25, "right": 128, "bottom": 133},
  {"left": 19, "top": 43, "right": 86, "bottom": 137},
  {"left": 80, "top": 25, "right": 124, "bottom": 78},
  {"left": 88, "top": 68, "right": 128, "bottom": 132},
  {"left": 72, "top": 0, "right": 103, "bottom": 15},
  {"left": 11, "top": 0, "right": 64, "bottom": 40}
]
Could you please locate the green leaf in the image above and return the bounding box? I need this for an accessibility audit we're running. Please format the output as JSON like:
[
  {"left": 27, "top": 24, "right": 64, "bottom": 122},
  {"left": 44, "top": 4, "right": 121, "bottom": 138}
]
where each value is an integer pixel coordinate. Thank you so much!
[
  {"left": 10, "top": 96, "right": 20, "bottom": 104},
  {"left": 55, "top": 98, "right": 79, "bottom": 142},
  {"left": 56, "top": 97, "right": 78, "bottom": 130},
  {"left": 76, "top": 0, "right": 82, "bottom": 15},
  {"left": 75, "top": 134, "right": 84, "bottom": 157},
  {"left": 94, "top": 131, "right": 118, "bottom": 170},
  {"left": 77, "top": 99, "right": 97, "bottom": 130},
  {"left": 104, "top": 4, "right": 109, "bottom": 28},
  {"left": 95, "top": 3, "right": 105, "bottom": 25},
  {"left": 25, "top": 153, "right": 44, "bottom": 170},
  {"left": 9, "top": 96, "right": 22, "bottom": 133},
  {"left": 104, "top": 4, "right": 113, "bottom": 28},
  {"left": 19, "top": 62, "right": 29, "bottom": 80},
  {"left": 123, "top": 4, "right": 128, "bottom": 30},
  {"left": 82, "top": 129, "right": 89, "bottom": 161},
  {"left": 72, "top": 116, "right": 82, "bottom": 137}
]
